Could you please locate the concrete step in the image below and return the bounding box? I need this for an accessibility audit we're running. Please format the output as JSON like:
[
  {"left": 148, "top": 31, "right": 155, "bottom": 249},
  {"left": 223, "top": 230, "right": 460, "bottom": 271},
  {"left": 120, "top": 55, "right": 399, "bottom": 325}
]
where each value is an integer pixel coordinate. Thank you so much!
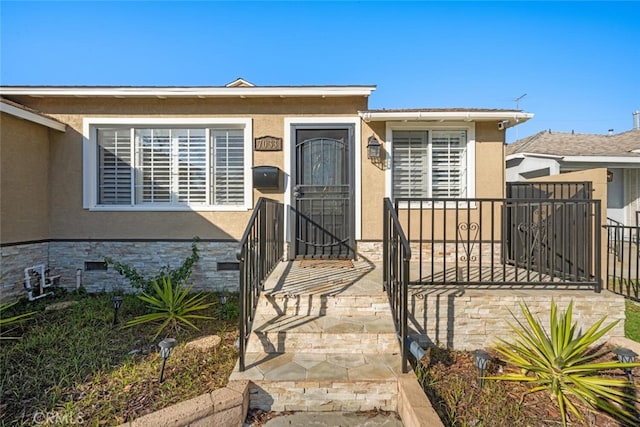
[
  {"left": 230, "top": 352, "right": 402, "bottom": 412},
  {"left": 246, "top": 313, "right": 399, "bottom": 354},
  {"left": 256, "top": 292, "right": 392, "bottom": 317}
]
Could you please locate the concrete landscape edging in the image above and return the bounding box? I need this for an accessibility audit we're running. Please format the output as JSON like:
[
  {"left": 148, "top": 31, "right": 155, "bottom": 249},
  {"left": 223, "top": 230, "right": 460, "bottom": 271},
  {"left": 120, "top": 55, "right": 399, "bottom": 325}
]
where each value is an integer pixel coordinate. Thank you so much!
[{"left": 116, "top": 380, "right": 249, "bottom": 427}]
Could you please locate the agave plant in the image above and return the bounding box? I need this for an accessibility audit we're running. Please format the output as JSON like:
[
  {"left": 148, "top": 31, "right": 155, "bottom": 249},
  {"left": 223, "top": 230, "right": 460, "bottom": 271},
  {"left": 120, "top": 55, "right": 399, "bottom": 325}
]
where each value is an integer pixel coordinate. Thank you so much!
[
  {"left": 0, "top": 300, "right": 35, "bottom": 339},
  {"left": 125, "top": 277, "right": 214, "bottom": 339},
  {"left": 488, "top": 300, "right": 640, "bottom": 426}
]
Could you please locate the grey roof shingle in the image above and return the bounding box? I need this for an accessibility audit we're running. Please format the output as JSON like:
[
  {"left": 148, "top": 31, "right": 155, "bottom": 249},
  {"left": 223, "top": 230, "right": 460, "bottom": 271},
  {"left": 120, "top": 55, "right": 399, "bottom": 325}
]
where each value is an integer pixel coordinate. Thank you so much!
[{"left": 506, "top": 129, "right": 640, "bottom": 157}]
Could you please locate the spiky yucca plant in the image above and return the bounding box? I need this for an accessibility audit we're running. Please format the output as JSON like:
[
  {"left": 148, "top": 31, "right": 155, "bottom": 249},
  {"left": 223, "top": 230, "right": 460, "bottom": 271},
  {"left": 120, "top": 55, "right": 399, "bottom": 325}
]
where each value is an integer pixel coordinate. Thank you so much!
[
  {"left": 489, "top": 300, "right": 640, "bottom": 426},
  {"left": 125, "top": 277, "right": 214, "bottom": 339}
]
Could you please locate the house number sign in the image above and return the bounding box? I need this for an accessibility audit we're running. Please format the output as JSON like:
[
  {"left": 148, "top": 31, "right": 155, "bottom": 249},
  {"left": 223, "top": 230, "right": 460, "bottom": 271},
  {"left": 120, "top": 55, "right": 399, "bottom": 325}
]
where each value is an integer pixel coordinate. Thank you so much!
[{"left": 254, "top": 136, "right": 282, "bottom": 151}]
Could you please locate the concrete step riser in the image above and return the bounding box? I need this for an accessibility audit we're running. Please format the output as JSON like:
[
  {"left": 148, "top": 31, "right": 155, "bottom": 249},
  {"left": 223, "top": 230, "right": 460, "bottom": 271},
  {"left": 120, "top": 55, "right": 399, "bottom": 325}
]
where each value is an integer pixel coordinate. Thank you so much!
[
  {"left": 257, "top": 296, "right": 391, "bottom": 317},
  {"left": 246, "top": 332, "right": 399, "bottom": 354},
  {"left": 249, "top": 380, "right": 397, "bottom": 412}
]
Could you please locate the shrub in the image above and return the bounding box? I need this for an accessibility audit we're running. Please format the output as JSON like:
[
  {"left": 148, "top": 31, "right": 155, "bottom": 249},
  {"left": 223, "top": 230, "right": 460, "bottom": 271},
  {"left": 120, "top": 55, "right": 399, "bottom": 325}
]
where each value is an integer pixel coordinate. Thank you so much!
[
  {"left": 489, "top": 300, "right": 640, "bottom": 426},
  {"left": 125, "top": 277, "right": 214, "bottom": 339},
  {"left": 105, "top": 238, "right": 200, "bottom": 293}
]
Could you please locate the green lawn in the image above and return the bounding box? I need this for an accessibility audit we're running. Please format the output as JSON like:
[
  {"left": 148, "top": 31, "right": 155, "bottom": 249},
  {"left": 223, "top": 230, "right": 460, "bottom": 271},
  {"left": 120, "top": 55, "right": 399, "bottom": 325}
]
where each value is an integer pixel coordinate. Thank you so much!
[
  {"left": 625, "top": 298, "right": 640, "bottom": 342},
  {"left": 0, "top": 290, "right": 238, "bottom": 426}
]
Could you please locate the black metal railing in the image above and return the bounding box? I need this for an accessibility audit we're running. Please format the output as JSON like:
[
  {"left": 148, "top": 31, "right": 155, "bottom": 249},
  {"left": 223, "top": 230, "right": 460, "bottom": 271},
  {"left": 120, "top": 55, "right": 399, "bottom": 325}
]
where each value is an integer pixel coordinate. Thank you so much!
[
  {"left": 606, "top": 223, "right": 639, "bottom": 301},
  {"left": 383, "top": 198, "right": 411, "bottom": 374},
  {"left": 607, "top": 217, "right": 625, "bottom": 261},
  {"left": 507, "top": 181, "right": 592, "bottom": 200},
  {"left": 236, "top": 197, "right": 284, "bottom": 371},
  {"left": 392, "top": 198, "right": 601, "bottom": 291}
]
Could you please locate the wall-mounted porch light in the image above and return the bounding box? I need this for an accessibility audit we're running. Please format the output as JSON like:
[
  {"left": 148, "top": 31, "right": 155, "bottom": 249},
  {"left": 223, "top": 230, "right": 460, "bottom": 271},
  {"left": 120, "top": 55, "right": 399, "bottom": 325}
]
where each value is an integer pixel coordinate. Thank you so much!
[{"left": 367, "top": 135, "right": 382, "bottom": 160}]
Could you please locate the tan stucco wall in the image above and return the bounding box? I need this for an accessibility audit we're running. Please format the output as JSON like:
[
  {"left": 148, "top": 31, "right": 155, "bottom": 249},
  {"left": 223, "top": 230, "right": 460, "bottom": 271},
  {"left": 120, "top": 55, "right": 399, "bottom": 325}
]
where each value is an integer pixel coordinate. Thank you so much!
[
  {"left": 0, "top": 112, "right": 50, "bottom": 244},
  {"left": 3, "top": 96, "right": 508, "bottom": 246},
  {"left": 360, "top": 121, "right": 387, "bottom": 241},
  {"left": 476, "top": 122, "right": 506, "bottom": 198},
  {"left": 9, "top": 96, "right": 367, "bottom": 241}
]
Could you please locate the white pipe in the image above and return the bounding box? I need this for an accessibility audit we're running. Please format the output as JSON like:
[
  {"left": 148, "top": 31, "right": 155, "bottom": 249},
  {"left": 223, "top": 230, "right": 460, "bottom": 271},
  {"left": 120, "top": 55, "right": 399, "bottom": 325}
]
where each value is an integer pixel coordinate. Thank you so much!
[
  {"left": 24, "top": 264, "right": 53, "bottom": 301},
  {"left": 76, "top": 269, "right": 83, "bottom": 289}
]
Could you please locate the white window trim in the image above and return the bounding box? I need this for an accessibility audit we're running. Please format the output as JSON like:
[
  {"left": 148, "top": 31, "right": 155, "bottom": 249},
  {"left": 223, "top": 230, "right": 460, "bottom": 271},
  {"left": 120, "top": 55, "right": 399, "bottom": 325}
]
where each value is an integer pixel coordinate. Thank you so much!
[
  {"left": 283, "top": 117, "right": 362, "bottom": 242},
  {"left": 385, "top": 121, "right": 476, "bottom": 202},
  {"left": 83, "top": 117, "right": 253, "bottom": 211}
]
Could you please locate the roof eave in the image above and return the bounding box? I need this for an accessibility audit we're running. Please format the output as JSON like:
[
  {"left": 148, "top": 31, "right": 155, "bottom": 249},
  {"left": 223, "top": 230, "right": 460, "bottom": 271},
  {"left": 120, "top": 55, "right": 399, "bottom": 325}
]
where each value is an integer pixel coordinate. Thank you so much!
[
  {"left": 0, "top": 101, "right": 66, "bottom": 131},
  {"left": 561, "top": 156, "right": 640, "bottom": 164},
  {"left": 0, "top": 86, "right": 377, "bottom": 98},
  {"left": 505, "top": 152, "right": 564, "bottom": 160},
  {"left": 359, "top": 110, "right": 534, "bottom": 127}
]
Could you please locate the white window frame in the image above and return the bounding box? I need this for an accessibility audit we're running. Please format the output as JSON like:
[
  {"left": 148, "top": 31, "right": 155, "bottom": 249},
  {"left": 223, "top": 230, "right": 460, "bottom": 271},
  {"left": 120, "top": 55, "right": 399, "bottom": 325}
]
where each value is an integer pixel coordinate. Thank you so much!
[
  {"left": 83, "top": 118, "right": 253, "bottom": 211},
  {"left": 385, "top": 121, "right": 476, "bottom": 203}
]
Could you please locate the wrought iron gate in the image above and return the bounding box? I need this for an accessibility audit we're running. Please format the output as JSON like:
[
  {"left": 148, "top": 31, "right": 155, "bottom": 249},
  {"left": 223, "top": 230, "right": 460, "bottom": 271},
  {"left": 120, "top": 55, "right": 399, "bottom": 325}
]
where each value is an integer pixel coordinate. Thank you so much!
[
  {"left": 505, "top": 182, "right": 594, "bottom": 281},
  {"left": 292, "top": 127, "right": 354, "bottom": 259}
]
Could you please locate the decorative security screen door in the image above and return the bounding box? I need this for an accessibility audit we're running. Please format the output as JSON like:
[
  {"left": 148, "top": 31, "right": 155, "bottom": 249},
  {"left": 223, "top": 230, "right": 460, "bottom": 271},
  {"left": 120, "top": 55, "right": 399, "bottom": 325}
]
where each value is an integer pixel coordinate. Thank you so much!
[{"left": 293, "top": 127, "right": 354, "bottom": 259}]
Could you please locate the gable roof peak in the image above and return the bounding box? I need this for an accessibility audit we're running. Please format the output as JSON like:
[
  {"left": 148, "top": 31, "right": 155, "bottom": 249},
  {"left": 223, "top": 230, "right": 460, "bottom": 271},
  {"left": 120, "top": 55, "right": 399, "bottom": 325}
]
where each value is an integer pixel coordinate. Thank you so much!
[{"left": 225, "top": 78, "right": 255, "bottom": 87}]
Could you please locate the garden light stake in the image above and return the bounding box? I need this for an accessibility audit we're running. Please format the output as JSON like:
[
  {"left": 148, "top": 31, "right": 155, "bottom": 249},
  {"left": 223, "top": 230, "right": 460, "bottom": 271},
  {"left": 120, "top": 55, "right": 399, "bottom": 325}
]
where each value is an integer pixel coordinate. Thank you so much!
[
  {"left": 111, "top": 296, "right": 123, "bottom": 326},
  {"left": 474, "top": 349, "right": 490, "bottom": 389},
  {"left": 158, "top": 338, "right": 177, "bottom": 383}
]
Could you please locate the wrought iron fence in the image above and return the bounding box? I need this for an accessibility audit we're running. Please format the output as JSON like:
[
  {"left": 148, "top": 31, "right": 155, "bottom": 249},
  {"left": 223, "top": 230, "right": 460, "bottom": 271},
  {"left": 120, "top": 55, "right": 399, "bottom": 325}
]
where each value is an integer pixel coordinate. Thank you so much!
[
  {"left": 391, "top": 197, "right": 601, "bottom": 291},
  {"left": 236, "top": 198, "right": 284, "bottom": 371},
  {"left": 383, "top": 198, "right": 411, "bottom": 374},
  {"left": 606, "top": 223, "right": 639, "bottom": 301}
]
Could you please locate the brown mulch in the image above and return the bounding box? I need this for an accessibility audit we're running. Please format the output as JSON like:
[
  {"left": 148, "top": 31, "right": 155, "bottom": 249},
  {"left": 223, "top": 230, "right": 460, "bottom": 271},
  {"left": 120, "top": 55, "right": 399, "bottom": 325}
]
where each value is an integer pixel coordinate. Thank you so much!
[{"left": 419, "top": 347, "right": 640, "bottom": 427}]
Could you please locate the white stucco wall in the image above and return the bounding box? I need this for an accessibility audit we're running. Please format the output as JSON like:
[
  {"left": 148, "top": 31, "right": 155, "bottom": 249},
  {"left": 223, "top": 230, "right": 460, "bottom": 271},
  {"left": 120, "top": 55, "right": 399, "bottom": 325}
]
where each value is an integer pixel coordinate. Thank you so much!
[{"left": 505, "top": 155, "right": 558, "bottom": 182}]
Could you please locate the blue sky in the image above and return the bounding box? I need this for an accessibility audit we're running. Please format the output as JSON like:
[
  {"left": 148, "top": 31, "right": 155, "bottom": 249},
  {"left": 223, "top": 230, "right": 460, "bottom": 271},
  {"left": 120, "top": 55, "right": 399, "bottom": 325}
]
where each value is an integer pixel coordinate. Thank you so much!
[{"left": 1, "top": 1, "right": 638, "bottom": 142}]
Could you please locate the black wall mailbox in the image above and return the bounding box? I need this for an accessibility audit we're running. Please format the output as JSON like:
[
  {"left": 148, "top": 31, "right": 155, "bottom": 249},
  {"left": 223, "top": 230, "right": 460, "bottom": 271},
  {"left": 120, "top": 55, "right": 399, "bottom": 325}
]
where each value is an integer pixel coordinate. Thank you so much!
[{"left": 253, "top": 166, "right": 280, "bottom": 189}]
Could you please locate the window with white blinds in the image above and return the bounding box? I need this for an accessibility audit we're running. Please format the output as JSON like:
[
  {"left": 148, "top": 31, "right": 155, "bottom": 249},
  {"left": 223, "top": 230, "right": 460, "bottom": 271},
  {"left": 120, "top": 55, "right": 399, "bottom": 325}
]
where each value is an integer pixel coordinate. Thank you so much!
[
  {"left": 431, "top": 130, "right": 467, "bottom": 197},
  {"left": 392, "top": 131, "right": 429, "bottom": 198},
  {"left": 96, "top": 126, "right": 246, "bottom": 208},
  {"left": 212, "top": 129, "right": 244, "bottom": 205},
  {"left": 392, "top": 129, "right": 467, "bottom": 199},
  {"left": 98, "top": 129, "right": 132, "bottom": 204}
]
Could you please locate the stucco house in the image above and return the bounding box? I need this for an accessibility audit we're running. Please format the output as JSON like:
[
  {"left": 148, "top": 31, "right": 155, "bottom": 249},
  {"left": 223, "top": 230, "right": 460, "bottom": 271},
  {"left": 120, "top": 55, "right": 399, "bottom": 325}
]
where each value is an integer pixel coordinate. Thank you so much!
[
  {"left": 506, "top": 115, "right": 640, "bottom": 226},
  {"left": 4, "top": 80, "right": 633, "bottom": 420},
  {"left": 0, "top": 79, "right": 533, "bottom": 299}
]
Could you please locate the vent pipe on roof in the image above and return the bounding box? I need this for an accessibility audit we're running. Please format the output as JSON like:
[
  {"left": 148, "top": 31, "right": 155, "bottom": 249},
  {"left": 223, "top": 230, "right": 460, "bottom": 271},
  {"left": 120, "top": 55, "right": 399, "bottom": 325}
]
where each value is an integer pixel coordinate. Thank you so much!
[
  {"left": 608, "top": 129, "right": 614, "bottom": 136},
  {"left": 634, "top": 110, "right": 640, "bottom": 130}
]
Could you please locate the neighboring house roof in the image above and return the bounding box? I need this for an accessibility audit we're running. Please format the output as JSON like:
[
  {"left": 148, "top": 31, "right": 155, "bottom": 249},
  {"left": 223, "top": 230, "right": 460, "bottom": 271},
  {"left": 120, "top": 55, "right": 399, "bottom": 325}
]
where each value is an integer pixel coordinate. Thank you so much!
[
  {"left": 0, "top": 84, "right": 377, "bottom": 98},
  {"left": 507, "top": 129, "right": 640, "bottom": 158},
  {"left": 0, "top": 97, "right": 66, "bottom": 131},
  {"left": 359, "top": 108, "right": 533, "bottom": 128}
]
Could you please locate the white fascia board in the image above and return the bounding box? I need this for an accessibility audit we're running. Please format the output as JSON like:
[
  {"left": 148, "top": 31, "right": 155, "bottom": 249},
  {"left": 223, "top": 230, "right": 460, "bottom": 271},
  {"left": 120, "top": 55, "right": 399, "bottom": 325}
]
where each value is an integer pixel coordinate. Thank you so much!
[
  {"left": 0, "top": 86, "right": 376, "bottom": 98},
  {"left": 505, "top": 152, "right": 564, "bottom": 161},
  {"left": 0, "top": 102, "right": 66, "bottom": 131},
  {"left": 562, "top": 155, "right": 640, "bottom": 164},
  {"left": 360, "top": 111, "right": 534, "bottom": 126}
]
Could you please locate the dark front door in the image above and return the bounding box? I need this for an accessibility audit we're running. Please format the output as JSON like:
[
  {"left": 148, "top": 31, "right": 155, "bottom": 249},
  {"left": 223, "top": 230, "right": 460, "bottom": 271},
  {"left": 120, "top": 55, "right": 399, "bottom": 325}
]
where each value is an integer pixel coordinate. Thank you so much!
[{"left": 292, "top": 127, "right": 354, "bottom": 259}]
